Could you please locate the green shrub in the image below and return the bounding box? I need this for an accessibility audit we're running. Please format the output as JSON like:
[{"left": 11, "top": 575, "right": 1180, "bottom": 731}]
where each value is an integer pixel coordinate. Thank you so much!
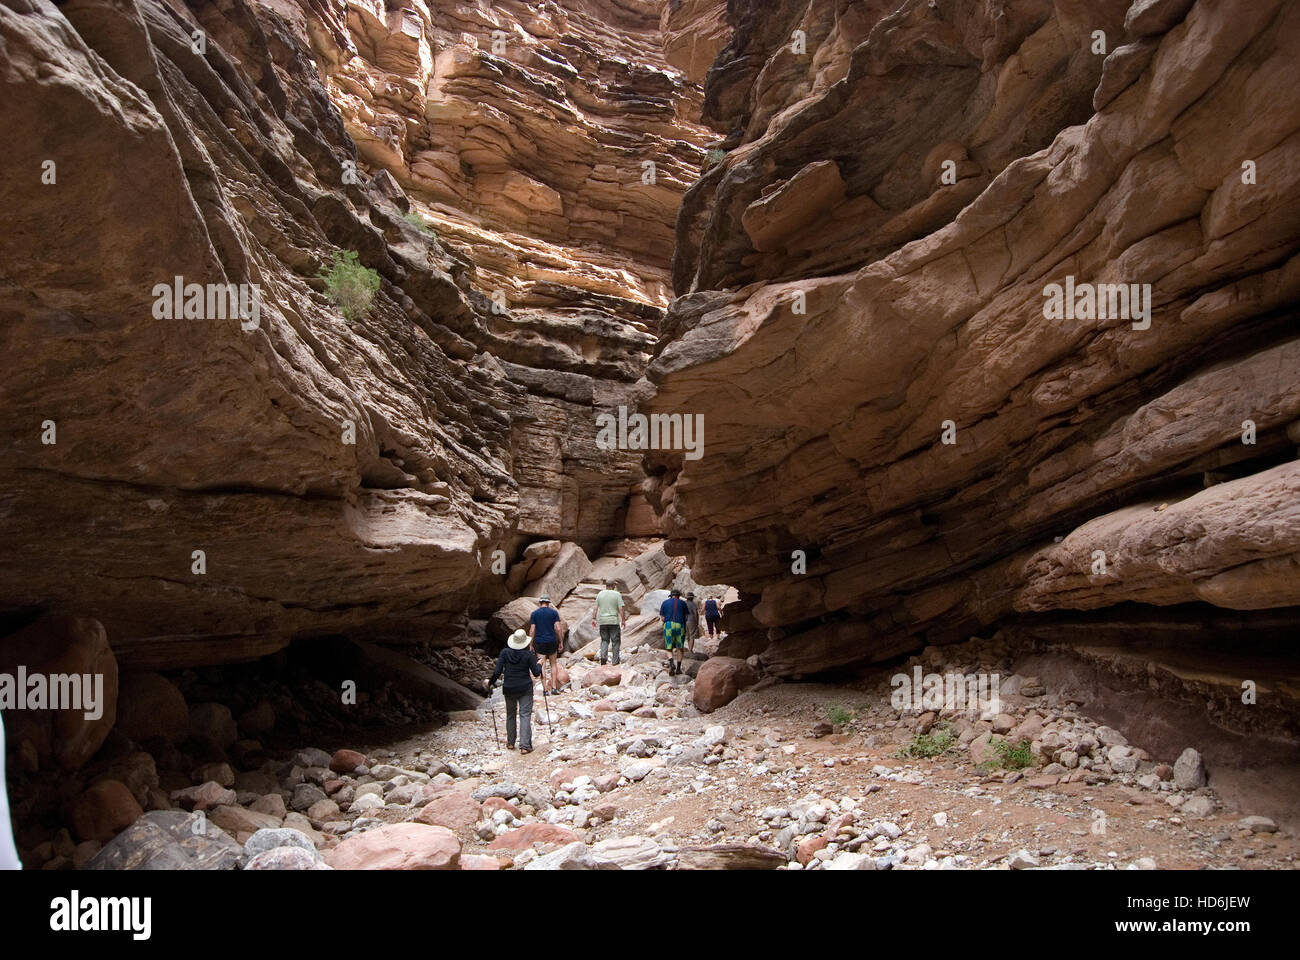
[
  {"left": 827, "top": 704, "right": 853, "bottom": 727},
  {"left": 319, "top": 250, "right": 380, "bottom": 321},
  {"left": 898, "top": 721, "right": 957, "bottom": 759},
  {"left": 402, "top": 211, "right": 435, "bottom": 237},
  {"left": 702, "top": 147, "right": 727, "bottom": 172},
  {"left": 979, "top": 737, "right": 1035, "bottom": 772}
]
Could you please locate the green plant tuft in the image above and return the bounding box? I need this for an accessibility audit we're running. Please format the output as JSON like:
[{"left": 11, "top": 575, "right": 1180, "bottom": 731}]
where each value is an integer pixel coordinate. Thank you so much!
[
  {"left": 898, "top": 721, "right": 957, "bottom": 759},
  {"left": 402, "top": 211, "right": 436, "bottom": 237},
  {"left": 827, "top": 703, "right": 853, "bottom": 727},
  {"left": 979, "top": 736, "right": 1035, "bottom": 772},
  {"left": 319, "top": 250, "right": 380, "bottom": 321}
]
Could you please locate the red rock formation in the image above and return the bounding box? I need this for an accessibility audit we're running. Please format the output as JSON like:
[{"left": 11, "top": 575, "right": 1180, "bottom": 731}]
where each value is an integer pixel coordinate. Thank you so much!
[
  {"left": 643, "top": 0, "right": 1300, "bottom": 673},
  {"left": 0, "top": 0, "right": 708, "bottom": 661}
]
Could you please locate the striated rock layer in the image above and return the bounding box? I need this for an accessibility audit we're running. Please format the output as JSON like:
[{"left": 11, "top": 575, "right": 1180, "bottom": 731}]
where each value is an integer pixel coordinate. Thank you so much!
[
  {"left": 643, "top": 0, "right": 1300, "bottom": 675},
  {"left": 0, "top": 0, "right": 708, "bottom": 662}
]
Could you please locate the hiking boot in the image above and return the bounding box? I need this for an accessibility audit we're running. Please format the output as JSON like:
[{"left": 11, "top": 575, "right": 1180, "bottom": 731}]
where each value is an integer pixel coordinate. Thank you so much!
[{"left": 600, "top": 658, "right": 607, "bottom": 666}]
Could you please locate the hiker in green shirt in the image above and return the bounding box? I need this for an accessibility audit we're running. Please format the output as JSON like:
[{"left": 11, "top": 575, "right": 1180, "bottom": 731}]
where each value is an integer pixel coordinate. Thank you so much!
[{"left": 592, "top": 579, "right": 627, "bottom": 665}]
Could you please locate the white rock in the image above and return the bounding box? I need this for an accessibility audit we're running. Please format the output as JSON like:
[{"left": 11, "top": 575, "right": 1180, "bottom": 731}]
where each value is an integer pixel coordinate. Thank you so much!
[
  {"left": 1008, "top": 849, "right": 1039, "bottom": 870},
  {"left": 826, "top": 852, "right": 876, "bottom": 870}
]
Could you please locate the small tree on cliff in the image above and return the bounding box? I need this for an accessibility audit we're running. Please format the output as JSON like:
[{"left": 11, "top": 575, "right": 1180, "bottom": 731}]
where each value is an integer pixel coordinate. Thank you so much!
[{"left": 319, "top": 250, "right": 380, "bottom": 321}]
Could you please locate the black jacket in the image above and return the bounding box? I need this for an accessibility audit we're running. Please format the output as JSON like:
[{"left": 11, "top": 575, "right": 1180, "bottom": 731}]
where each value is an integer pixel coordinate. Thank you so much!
[{"left": 490, "top": 646, "right": 542, "bottom": 694}]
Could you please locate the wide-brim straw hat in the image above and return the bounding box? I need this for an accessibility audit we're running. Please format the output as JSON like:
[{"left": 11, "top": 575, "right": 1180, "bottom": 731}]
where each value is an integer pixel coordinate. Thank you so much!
[{"left": 508, "top": 629, "right": 530, "bottom": 649}]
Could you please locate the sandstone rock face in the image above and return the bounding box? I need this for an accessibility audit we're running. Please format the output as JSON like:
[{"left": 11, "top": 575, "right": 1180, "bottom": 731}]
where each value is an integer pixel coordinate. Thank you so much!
[
  {"left": 0, "top": 0, "right": 708, "bottom": 661},
  {"left": 644, "top": 0, "right": 1300, "bottom": 674},
  {"left": 296, "top": 0, "right": 716, "bottom": 565}
]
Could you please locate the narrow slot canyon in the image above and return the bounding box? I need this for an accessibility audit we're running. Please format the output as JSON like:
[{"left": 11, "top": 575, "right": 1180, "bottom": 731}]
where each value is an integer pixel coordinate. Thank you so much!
[{"left": 1, "top": 0, "right": 1298, "bottom": 884}]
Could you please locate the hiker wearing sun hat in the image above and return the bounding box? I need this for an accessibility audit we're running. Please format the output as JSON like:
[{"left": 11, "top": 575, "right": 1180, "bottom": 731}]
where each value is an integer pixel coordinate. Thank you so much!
[{"left": 485, "top": 629, "right": 543, "bottom": 753}]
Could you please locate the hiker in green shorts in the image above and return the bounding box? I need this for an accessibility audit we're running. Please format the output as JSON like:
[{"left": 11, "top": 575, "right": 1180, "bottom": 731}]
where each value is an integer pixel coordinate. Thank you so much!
[{"left": 659, "top": 588, "right": 689, "bottom": 675}]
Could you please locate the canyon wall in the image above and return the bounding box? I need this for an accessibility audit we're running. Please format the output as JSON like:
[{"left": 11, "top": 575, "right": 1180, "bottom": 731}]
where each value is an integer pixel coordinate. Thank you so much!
[
  {"left": 643, "top": 0, "right": 1300, "bottom": 675},
  {"left": 0, "top": 0, "right": 708, "bottom": 664}
]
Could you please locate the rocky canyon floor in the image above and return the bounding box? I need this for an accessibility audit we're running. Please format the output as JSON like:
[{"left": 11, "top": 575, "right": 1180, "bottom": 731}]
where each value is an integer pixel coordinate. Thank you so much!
[{"left": 133, "top": 630, "right": 1293, "bottom": 873}]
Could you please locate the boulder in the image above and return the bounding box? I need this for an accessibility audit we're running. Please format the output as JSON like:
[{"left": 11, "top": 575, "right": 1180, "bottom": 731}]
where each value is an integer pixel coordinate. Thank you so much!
[
  {"left": 237, "top": 700, "right": 276, "bottom": 738},
  {"left": 522, "top": 542, "right": 592, "bottom": 601},
  {"left": 187, "top": 703, "right": 238, "bottom": 751},
  {"left": 116, "top": 672, "right": 188, "bottom": 743},
  {"left": 1173, "top": 748, "right": 1207, "bottom": 790},
  {"left": 481, "top": 797, "right": 522, "bottom": 819},
  {"left": 208, "top": 805, "right": 283, "bottom": 837},
  {"left": 676, "top": 843, "right": 786, "bottom": 870},
  {"left": 0, "top": 615, "right": 118, "bottom": 769},
  {"left": 460, "top": 854, "right": 507, "bottom": 870},
  {"left": 488, "top": 597, "right": 536, "bottom": 644},
  {"left": 244, "top": 847, "right": 330, "bottom": 870},
  {"left": 609, "top": 543, "right": 676, "bottom": 603},
  {"left": 171, "top": 781, "right": 237, "bottom": 811},
  {"left": 506, "top": 540, "right": 562, "bottom": 593},
  {"left": 325, "top": 823, "right": 461, "bottom": 870},
  {"left": 487, "top": 822, "right": 580, "bottom": 852},
  {"left": 330, "top": 748, "right": 367, "bottom": 773},
  {"left": 243, "top": 828, "right": 319, "bottom": 861},
  {"left": 92, "top": 750, "right": 159, "bottom": 807},
  {"left": 87, "top": 810, "right": 242, "bottom": 870},
  {"left": 523, "top": 840, "right": 620, "bottom": 870},
  {"left": 582, "top": 665, "right": 623, "bottom": 688},
  {"left": 590, "top": 835, "right": 672, "bottom": 869},
  {"left": 66, "top": 780, "right": 143, "bottom": 843},
  {"left": 692, "top": 657, "right": 758, "bottom": 712},
  {"left": 413, "top": 791, "right": 483, "bottom": 832}
]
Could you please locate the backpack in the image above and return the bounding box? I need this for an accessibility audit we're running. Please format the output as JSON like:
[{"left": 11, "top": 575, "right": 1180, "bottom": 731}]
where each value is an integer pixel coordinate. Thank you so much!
[{"left": 705, "top": 599, "right": 719, "bottom": 617}]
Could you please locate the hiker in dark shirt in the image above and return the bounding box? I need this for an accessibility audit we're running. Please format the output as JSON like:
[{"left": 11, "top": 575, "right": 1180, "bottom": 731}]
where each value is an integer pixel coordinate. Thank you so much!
[
  {"left": 486, "top": 629, "right": 543, "bottom": 753},
  {"left": 684, "top": 592, "right": 700, "bottom": 653},
  {"left": 703, "top": 596, "right": 722, "bottom": 638},
  {"left": 529, "top": 595, "right": 563, "bottom": 695},
  {"left": 659, "top": 588, "right": 689, "bottom": 675}
]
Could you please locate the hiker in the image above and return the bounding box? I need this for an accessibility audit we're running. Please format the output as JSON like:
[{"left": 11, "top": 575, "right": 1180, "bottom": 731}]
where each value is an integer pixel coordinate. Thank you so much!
[
  {"left": 592, "top": 579, "right": 627, "bottom": 665},
  {"left": 485, "top": 629, "right": 542, "bottom": 754},
  {"left": 529, "top": 594, "right": 563, "bottom": 695},
  {"left": 684, "top": 591, "right": 700, "bottom": 652},
  {"left": 703, "top": 595, "right": 722, "bottom": 638},
  {"left": 659, "top": 587, "right": 689, "bottom": 675}
]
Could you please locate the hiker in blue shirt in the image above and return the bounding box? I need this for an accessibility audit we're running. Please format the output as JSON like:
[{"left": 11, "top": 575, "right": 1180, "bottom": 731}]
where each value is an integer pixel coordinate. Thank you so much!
[
  {"left": 703, "top": 596, "right": 722, "bottom": 638},
  {"left": 529, "top": 595, "right": 563, "bottom": 695},
  {"left": 659, "top": 588, "right": 689, "bottom": 675}
]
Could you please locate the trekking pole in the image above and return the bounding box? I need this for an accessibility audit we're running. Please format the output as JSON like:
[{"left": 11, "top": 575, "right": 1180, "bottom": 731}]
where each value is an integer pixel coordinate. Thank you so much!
[
  {"left": 541, "top": 683, "right": 555, "bottom": 744},
  {"left": 486, "top": 681, "right": 500, "bottom": 750}
]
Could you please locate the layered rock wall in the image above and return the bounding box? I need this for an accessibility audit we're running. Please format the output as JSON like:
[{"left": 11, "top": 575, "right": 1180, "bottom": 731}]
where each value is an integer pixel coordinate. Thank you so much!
[
  {"left": 0, "top": 0, "right": 708, "bottom": 660},
  {"left": 643, "top": 0, "right": 1300, "bottom": 674}
]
